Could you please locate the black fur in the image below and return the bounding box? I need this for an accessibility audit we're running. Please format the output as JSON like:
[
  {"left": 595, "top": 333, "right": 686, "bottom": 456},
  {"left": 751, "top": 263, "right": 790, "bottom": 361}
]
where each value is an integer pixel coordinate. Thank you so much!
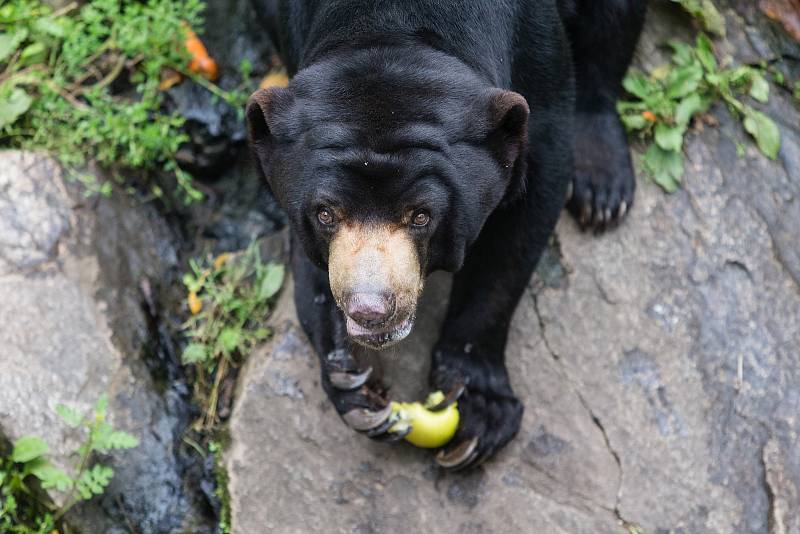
[{"left": 248, "top": 0, "right": 646, "bottom": 466}]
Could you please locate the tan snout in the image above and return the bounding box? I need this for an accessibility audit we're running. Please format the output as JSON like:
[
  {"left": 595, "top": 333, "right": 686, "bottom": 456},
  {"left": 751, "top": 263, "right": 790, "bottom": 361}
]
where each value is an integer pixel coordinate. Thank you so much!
[{"left": 328, "top": 223, "right": 423, "bottom": 348}]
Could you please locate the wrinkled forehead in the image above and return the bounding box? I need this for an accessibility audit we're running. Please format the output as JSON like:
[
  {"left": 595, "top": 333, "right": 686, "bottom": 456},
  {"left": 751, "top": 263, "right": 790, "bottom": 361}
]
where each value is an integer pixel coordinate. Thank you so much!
[
  {"left": 289, "top": 47, "right": 484, "bottom": 143},
  {"left": 309, "top": 146, "right": 451, "bottom": 215}
]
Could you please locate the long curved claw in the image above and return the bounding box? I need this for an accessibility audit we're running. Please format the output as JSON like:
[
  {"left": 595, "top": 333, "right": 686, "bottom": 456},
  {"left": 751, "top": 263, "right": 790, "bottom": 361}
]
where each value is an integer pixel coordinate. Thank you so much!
[
  {"left": 436, "top": 436, "right": 479, "bottom": 469},
  {"left": 325, "top": 348, "right": 359, "bottom": 373},
  {"left": 580, "top": 203, "right": 592, "bottom": 227},
  {"left": 450, "top": 450, "right": 480, "bottom": 471},
  {"left": 373, "top": 424, "right": 412, "bottom": 443},
  {"left": 618, "top": 200, "right": 628, "bottom": 220},
  {"left": 428, "top": 380, "right": 466, "bottom": 412},
  {"left": 364, "top": 415, "right": 397, "bottom": 438},
  {"left": 329, "top": 367, "right": 372, "bottom": 391},
  {"left": 342, "top": 404, "right": 392, "bottom": 432}
]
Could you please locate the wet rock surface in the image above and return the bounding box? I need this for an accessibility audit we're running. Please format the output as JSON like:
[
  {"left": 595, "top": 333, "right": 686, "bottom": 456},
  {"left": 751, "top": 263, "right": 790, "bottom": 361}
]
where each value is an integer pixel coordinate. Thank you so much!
[
  {"left": 227, "top": 4, "right": 800, "bottom": 533},
  {"left": 0, "top": 151, "right": 214, "bottom": 533},
  {"left": 168, "top": 0, "right": 277, "bottom": 177}
]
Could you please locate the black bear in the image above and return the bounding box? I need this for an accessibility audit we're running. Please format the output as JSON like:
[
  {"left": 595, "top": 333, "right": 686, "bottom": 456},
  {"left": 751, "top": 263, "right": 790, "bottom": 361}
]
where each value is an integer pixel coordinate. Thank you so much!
[{"left": 247, "top": 0, "right": 646, "bottom": 469}]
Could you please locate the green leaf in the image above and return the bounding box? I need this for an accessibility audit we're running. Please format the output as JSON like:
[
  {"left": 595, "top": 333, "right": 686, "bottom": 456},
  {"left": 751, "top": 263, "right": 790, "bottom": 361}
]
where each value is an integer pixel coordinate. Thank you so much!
[
  {"left": 19, "top": 42, "right": 45, "bottom": 62},
  {"left": 665, "top": 64, "right": 703, "bottom": 99},
  {"left": 32, "top": 17, "right": 66, "bottom": 38},
  {"left": 743, "top": 109, "right": 780, "bottom": 160},
  {"left": 0, "top": 29, "right": 28, "bottom": 64},
  {"left": 0, "top": 86, "right": 32, "bottom": 129},
  {"left": 27, "top": 459, "right": 72, "bottom": 492},
  {"left": 76, "top": 464, "right": 114, "bottom": 501},
  {"left": 643, "top": 144, "right": 684, "bottom": 193},
  {"left": 93, "top": 394, "right": 108, "bottom": 420},
  {"left": 622, "top": 72, "right": 653, "bottom": 99},
  {"left": 655, "top": 123, "right": 685, "bottom": 152},
  {"left": 675, "top": 93, "right": 708, "bottom": 127},
  {"left": 182, "top": 342, "right": 208, "bottom": 364},
  {"left": 56, "top": 403, "right": 84, "bottom": 428},
  {"left": 258, "top": 264, "right": 285, "bottom": 301},
  {"left": 218, "top": 327, "right": 240, "bottom": 354},
  {"left": 11, "top": 436, "right": 48, "bottom": 463},
  {"left": 671, "top": 0, "right": 726, "bottom": 36},
  {"left": 620, "top": 112, "right": 648, "bottom": 132},
  {"left": 94, "top": 426, "right": 139, "bottom": 451},
  {"left": 4, "top": 493, "right": 16, "bottom": 514},
  {"left": 749, "top": 73, "right": 769, "bottom": 103},
  {"left": 695, "top": 33, "right": 717, "bottom": 72},
  {"left": 728, "top": 66, "right": 755, "bottom": 87},
  {"left": 183, "top": 273, "right": 200, "bottom": 292},
  {"left": 668, "top": 40, "right": 694, "bottom": 66},
  {"left": 105, "top": 431, "right": 139, "bottom": 450}
]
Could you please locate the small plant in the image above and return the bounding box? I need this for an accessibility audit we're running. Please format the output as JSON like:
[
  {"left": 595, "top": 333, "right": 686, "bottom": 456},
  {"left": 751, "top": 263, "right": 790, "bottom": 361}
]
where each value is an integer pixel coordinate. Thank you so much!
[
  {"left": 671, "top": 0, "right": 726, "bottom": 36},
  {"left": 618, "top": 33, "right": 780, "bottom": 192},
  {"left": 182, "top": 242, "right": 285, "bottom": 431},
  {"left": 0, "top": 395, "right": 138, "bottom": 532}
]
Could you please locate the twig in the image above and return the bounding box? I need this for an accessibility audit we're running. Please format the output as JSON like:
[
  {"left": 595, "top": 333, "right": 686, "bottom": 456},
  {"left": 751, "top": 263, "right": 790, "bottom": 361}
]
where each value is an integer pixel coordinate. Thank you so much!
[
  {"left": 115, "top": 494, "right": 139, "bottom": 534},
  {"left": 182, "top": 435, "right": 207, "bottom": 458},
  {"left": 51, "top": 1, "right": 79, "bottom": 18},
  {"left": 92, "top": 54, "right": 126, "bottom": 91},
  {"left": 53, "top": 431, "right": 94, "bottom": 522},
  {"left": 0, "top": 51, "right": 22, "bottom": 85},
  {"left": 181, "top": 69, "right": 242, "bottom": 106},
  {"left": 204, "top": 357, "right": 228, "bottom": 431},
  {"left": 126, "top": 54, "right": 145, "bottom": 69},
  {"left": 78, "top": 40, "right": 113, "bottom": 71},
  {"left": 47, "top": 81, "right": 89, "bottom": 110}
]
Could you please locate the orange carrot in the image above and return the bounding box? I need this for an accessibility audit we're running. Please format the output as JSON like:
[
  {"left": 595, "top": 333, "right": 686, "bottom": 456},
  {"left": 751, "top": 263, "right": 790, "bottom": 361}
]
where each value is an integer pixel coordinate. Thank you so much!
[{"left": 183, "top": 22, "right": 218, "bottom": 81}]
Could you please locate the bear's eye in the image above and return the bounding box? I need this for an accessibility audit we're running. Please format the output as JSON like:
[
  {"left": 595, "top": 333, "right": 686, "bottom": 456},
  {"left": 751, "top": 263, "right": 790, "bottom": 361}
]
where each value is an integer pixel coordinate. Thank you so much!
[
  {"left": 411, "top": 210, "right": 431, "bottom": 227},
  {"left": 317, "top": 207, "right": 335, "bottom": 226}
]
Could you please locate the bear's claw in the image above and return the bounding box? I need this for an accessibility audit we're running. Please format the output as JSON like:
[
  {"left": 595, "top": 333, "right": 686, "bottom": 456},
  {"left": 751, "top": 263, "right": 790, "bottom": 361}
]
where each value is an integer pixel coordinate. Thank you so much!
[
  {"left": 329, "top": 367, "right": 373, "bottom": 390},
  {"left": 436, "top": 436, "right": 479, "bottom": 469},
  {"left": 342, "top": 403, "right": 393, "bottom": 431},
  {"left": 428, "top": 379, "right": 466, "bottom": 412}
]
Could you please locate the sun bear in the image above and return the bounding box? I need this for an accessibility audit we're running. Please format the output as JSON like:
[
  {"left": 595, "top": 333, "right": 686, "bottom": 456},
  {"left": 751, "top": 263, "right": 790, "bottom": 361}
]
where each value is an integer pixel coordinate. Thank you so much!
[{"left": 247, "top": 0, "right": 645, "bottom": 468}]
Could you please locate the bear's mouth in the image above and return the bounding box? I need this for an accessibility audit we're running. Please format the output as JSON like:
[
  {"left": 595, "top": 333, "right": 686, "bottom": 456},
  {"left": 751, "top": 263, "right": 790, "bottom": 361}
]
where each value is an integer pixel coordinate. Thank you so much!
[{"left": 345, "top": 314, "right": 414, "bottom": 350}]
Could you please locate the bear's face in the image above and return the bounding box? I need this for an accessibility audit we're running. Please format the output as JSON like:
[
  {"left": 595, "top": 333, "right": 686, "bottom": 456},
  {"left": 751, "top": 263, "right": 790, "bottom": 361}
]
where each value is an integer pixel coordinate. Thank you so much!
[{"left": 247, "top": 48, "right": 529, "bottom": 349}]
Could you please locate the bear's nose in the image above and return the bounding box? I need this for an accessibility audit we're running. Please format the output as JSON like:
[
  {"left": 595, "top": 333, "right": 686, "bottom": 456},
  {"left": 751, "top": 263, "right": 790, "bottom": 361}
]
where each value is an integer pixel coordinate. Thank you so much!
[{"left": 346, "top": 292, "right": 396, "bottom": 328}]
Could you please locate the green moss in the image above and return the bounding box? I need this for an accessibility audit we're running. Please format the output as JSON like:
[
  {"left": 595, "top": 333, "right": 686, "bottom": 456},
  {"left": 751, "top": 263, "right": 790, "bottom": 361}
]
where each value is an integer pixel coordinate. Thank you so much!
[
  {"left": 0, "top": 0, "right": 250, "bottom": 204},
  {"left": 208, "top": 437, "right": 232, "bottom": 534}
]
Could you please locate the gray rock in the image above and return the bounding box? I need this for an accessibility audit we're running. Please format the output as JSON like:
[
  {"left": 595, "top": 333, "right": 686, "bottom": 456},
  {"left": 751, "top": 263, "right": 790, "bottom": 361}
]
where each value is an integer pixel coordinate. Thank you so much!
[
  {"left": 0, "top": 151, "right": 209, "bottom": 533},
  {"left": 227, "top": 5, "right": 800, "bottom": 533},
  {"left": 227, "top": 276, "right": 621, "bottom": 534}
]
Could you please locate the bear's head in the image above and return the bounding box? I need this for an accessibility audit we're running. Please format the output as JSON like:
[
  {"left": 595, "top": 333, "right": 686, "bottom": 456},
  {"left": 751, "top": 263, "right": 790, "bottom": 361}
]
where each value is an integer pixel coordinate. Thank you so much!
[{"left": 247, "top": 46, "right": 529, "bottom": 349}]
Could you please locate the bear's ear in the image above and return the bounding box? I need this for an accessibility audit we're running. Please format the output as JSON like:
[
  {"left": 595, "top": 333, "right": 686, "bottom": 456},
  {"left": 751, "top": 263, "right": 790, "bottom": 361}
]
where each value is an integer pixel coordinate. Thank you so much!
[
  {"left": 246, "top": 87, "right": 293, "bottom": 184},
  {"left": 485, "top": 90, "right": 530, "bottom": 203}
]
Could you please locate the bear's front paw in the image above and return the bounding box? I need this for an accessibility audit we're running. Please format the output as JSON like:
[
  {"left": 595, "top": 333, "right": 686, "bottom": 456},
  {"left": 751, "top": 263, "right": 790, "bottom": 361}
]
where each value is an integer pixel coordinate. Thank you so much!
[
  {"left": 430, "top": 353, "right": 523, "bottom": 470},
  {"left": 322, "top": 349, "right": 409, "bottom": 442},
  {"left": 568, "top": 110, "right": 636, "bottom": 231}
]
